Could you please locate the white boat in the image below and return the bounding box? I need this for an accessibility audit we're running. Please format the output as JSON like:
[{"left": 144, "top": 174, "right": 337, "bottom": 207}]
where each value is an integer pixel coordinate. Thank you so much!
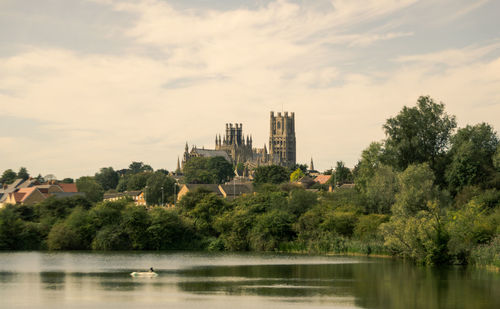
[{"left": 130, "top": 271, "right": 158, "bottom": 277}]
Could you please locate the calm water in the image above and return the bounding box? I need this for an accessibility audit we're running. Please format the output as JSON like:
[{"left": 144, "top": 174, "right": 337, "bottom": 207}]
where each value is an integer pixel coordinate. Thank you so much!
[{"left": 0, "top": 252, "right": 499, "bottom": 309}]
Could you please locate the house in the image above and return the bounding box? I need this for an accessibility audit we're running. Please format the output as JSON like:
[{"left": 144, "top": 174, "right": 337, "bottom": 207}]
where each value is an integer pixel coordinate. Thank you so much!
[
  {"left": 314, "top": 174, "right": 332, "bottom": 185},
  {"left": 58, "top": 183, "right": 78, "bottom": 193},
  {"left": 103, "top": 191, "right": 146, "bottom": 206},
  {"left": 176, "top": 183, "right": 255, "bottom": 202},
  {"left": 218, "top": 183, "right": 253, "bottom": 200},
  {"left": 0, "top": 178, "right": 40, "bottom": 206},
  {"left": 4, "top": 187, "right": 46, "bottom": 205},
  {"left": 293, "top": 176, "right": 316, "bottom": 188},
  {"left": 35, "top": 184, "right": 64, "bottom": 196},
  {"left": 176, "top": 184, "right": 223, "bottom": 202},
  {"left": 0, "top": 178, "right": 84, "bottom": 207}
]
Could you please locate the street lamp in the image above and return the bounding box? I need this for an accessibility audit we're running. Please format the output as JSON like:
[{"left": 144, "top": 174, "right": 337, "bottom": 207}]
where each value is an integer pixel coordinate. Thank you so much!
[
  {"left": 161, "top": 186, "right": 164, "bottom": 206},
  {"left": 174, "top": 183, "right": 177, "bottom": 207}
]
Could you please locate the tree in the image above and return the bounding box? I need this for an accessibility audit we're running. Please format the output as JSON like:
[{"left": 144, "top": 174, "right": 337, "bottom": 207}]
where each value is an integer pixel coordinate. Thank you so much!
[
  {"left": 94, "top": 167, "right": 119, "bottom": 191},
  {"left": 447, "top": 200, "right": 497, "bottom": 263},
  {"left": 0, "top": 206, "right": 24, "bottom": 249},
  {"left": 207, "top": 156, "right": 234, "bottom": 184},
  {"left": 288, "top": 164, "right": 308, "bottom": 175},
  {"left": 1, "top": 169, "right": 17, "bottom": 184},
  {"left": 494, "top": 144, "right": 500, "bottom": 171},
  {"left": 61, "top": 178, "right": 74, "bottom": 184},
  {"left": 127, "top": 172, "right": 151, "bottom": 190},
  {"left": 253, "top": 165, "right": 289, "bottom": 185},
  {"left": 355, "top": 142, "right": 387, "bottom": 193},
  {"left": 47, "top": 207, "right": 95, "bottom": 250},
  {"left": 122, "top": 205, "right": 151, "bottom": 249},
  {"left": 128, "top": 161, "right": 153, "bottom": 174},
  {"left": 332, "top": 161, "right": 352, "bottom": 186},
  {"left": 249, "top": 209, "right": 294, "bottom": 251},
  {"left": 446, "top": 123, "right": 499, "bottom": 194},
  {"left": 144, "top": 172, "right": 177, "bottom": 205},
  {"left": 156, "top": 169, "right": 169, "bottom": 175},
  {"left": 363, "top": 165, "right": 398, "bottom": 214},
  {"left": 76, "top": 176, "right": 104, "bottom": 203},
  {"left": 287, "top": 189, "right": 317, "bottom": 217},
  {"left": 383, "top": 96, "right": 456, "bottom": 173},
  {"left": 146, "top": 208, "right": 196, "bottom": 250},
  {"left": 381, "top": 163, "right": 450, "bottom": 264},
  {"left": 183, "top": 157, "right": 233, "bottom": 184},
  {"left": 17, "top": 167, "right": 29, "bottom": 180},
  {"left": 290, "top": 168, "right": 305, "bottom": 182}
]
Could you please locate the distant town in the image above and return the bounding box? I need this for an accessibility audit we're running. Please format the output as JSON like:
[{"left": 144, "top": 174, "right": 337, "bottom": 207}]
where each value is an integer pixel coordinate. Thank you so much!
[
  {"left": 1, "top": 110, "right": 346, "bottom": 208},
  {"left": 0, "top": 97, "right": 499, "bottom": 271}
]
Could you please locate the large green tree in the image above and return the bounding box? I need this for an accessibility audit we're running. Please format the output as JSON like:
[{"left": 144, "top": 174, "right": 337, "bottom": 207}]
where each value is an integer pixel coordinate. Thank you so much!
[
  {"left": 354, "top": 142, "right": 386, "bottom": 193},
  {"left": 383, "top": 96, "right": 456, "bottom": 175},
  {"left": 1, "top": 169, "right": 17, "bottom": 185},
  {"left": 331, "top": 161, "right": 353, "bottom": 186},
  {"left": 94, "top": 167, "right": 119, "bottom": 191},
  {"left": 183, "top": 157, "right": 233, "bottom": 184},
  {"left": 17, "top": 167, "right": 29, "bottom": 181},
  {"left": 362, "top": 165, "right": 398, "bottom": 214},
  {"left": 253, "top": 165, "right": 289, "bottom": 185},
  {"left": 128, "top": 161, "right": 153, "bottom": 174},
  {"left": 381, "top": 163, "right": 449, "bottom": 264},
  {"left": 445, "top": 123, "right": 499, "bottom": 194},
  {"left": 127, "top": 172, "right": 152, "bottom": 190},
  {"left": 144, "top": 172, "right": 177, "bottom": 205},
  {"left": 76, "top": 177, "right": 104, "bottom": 203}
]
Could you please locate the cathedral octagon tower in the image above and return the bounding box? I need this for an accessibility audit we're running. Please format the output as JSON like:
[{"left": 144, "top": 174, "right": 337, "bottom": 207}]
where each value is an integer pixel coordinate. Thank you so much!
[{"left": 269, "top": 111, "right": 296, "bottom": 166}]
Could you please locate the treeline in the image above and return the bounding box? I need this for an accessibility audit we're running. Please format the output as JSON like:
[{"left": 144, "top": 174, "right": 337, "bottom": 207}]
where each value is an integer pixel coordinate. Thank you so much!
[
  {"left": 0, "top": 96, "right": 499, "bottom": 268},
  {"left": 352, "top": 96, "right": 500, "bottom": 266},
  {"left": 0, "top": 185, "right": 384, "bottom": 253}
]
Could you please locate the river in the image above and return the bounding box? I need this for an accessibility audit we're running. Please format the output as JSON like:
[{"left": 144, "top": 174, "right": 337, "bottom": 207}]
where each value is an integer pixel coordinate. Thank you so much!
[{"left": 0, "top": 252, "right": 498, "bottom": 308}]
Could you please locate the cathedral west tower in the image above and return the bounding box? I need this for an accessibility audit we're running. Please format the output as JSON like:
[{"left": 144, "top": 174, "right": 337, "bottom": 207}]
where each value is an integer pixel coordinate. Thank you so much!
[{"left": 269, "top": 111, "right": 296, "bottom": 166}]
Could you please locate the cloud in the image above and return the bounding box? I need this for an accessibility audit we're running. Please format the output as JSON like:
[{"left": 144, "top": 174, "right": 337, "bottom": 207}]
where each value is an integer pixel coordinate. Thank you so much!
[{"left": 0, "top": 0, "right": 499, "bottom": 177}]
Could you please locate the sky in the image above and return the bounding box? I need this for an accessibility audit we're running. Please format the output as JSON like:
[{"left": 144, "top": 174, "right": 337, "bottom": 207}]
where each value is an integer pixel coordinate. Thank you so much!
[{"left": 1, "top": 0, "right": 499, "bottom": 179}]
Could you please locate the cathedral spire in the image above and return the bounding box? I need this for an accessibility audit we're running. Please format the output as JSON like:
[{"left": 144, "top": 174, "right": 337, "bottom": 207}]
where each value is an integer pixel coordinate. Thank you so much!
[{"left": 176, "top": 156, "right": 181, "bottom": 174}]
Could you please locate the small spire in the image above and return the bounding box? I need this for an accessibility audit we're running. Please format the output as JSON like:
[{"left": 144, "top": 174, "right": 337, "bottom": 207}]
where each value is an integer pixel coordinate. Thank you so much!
[
  {"left": 176, "top": 156, "right": 181, "bottom": 173},
  {"left": 310, "top": 158, "right": 315, "bottom": 171},
  {"left": 185, "top": 142, "right": 189, "bottom": 152}
]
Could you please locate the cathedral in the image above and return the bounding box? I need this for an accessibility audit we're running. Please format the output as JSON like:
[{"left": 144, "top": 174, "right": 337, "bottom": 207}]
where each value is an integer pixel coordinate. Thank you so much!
[{"left": 180, "top": 111, "right": 296, "bottom": 172}]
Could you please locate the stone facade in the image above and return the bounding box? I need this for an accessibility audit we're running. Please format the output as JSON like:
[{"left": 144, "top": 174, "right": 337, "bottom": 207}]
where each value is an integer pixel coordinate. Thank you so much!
[
  {"left": 181, "top": 111, "right": 296, "bottom": 171},
  {"left": 269, "top": 111, "right": 296, "bottom": 166}
]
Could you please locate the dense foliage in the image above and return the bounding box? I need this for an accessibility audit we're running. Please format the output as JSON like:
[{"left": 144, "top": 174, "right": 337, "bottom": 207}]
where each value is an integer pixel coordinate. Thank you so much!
[
  {"left": 1, "top": 96, "right": 499, "bottom": 269},
  {"left": 183, "top": 157, "right": 234, "bottom": 184}
]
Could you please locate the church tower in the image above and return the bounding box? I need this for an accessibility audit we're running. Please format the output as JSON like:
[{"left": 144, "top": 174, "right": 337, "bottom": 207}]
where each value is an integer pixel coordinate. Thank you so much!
[{"left": 269, "top": 111, "right": 296, "bottom": 166}]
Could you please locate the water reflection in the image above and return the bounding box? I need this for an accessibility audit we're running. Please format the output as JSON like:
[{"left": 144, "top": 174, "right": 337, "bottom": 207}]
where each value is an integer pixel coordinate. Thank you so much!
[
  {"left": 40, "top": 272, "right": 65, "bottom": 290},
  {"left": 0, "top": 252, "right": 498, "bottom": 309}
]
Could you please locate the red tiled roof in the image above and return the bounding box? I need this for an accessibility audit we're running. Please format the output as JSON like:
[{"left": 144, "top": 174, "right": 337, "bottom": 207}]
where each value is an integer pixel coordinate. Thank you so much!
[
  {"left": 314, "top": 175, "right": 331, "bottom": 185},
  {"left": 17, "top": 188, "right": 37, "bottom": 202},
  {"left": 12, "top": 192, "right": 26, "bottom": 203},
  {"left": 59, "top": 183, "right": 78, "bottom": 193}
]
